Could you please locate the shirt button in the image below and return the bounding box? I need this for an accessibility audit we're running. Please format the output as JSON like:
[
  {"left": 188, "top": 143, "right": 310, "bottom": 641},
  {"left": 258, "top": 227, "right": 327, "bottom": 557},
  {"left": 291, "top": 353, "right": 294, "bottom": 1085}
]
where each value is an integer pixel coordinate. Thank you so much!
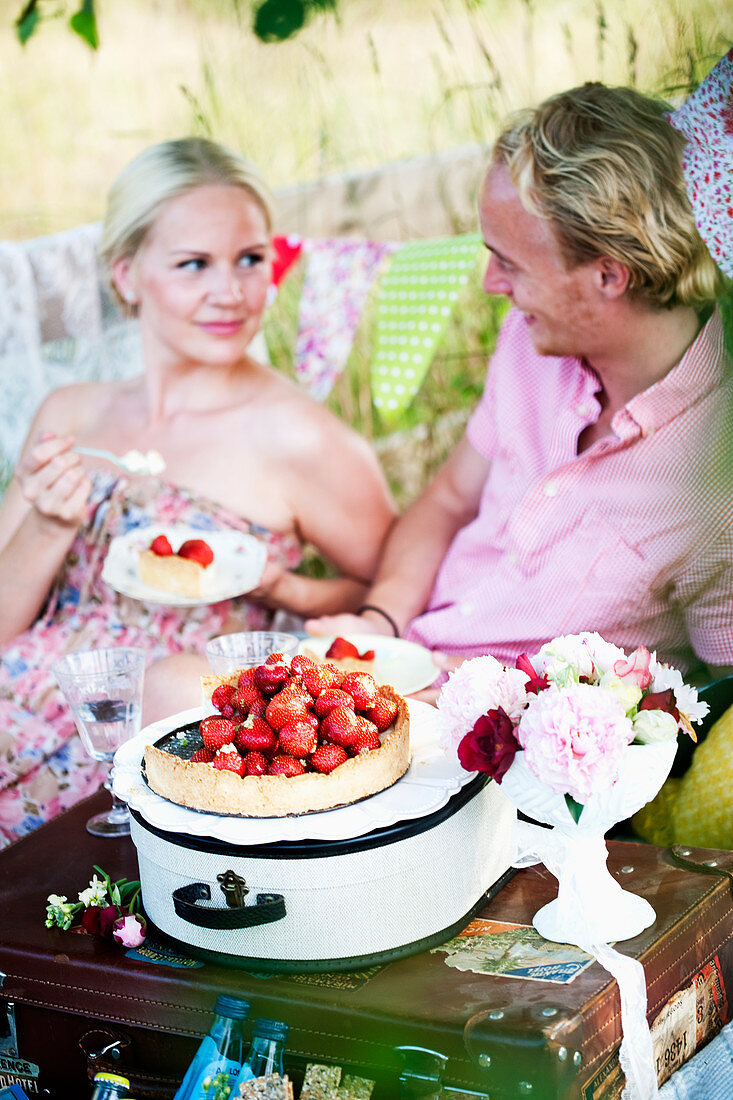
[
  {"left": 544, "top": 480, "right": 559, "bottom": 497},
  {"left": 458, "top": 602, "right": 474, "bottom": 617},
  {"left": 576, "top": 403, "right": 590, "bottom": 417},
  {"left": 507, "top": 551, "right": 518, "bottom": 565}
]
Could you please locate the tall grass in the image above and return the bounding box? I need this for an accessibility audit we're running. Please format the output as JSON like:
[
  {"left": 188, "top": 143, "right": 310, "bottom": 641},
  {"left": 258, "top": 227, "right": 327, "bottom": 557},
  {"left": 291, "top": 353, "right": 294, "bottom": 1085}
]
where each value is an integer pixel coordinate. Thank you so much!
[
  {"left": 0, "top": 0, "right": 729, "bottom": 502},
  {"left": 0, "top": 0, "right": 729, "bottom": 238}
]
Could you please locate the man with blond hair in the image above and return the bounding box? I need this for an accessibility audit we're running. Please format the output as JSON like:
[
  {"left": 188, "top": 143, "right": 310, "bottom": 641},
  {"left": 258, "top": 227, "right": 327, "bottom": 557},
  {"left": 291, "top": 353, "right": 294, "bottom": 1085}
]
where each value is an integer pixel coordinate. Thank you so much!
[{"left": 308, "top": 82, "right": 733, "bottom": 686}]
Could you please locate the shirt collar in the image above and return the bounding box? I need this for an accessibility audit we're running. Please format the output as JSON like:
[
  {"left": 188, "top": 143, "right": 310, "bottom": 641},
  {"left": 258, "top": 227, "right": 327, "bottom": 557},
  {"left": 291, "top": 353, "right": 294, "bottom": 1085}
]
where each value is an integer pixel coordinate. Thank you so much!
[{"left": 614, "top": 308, "right": 727, "bottom": 438}]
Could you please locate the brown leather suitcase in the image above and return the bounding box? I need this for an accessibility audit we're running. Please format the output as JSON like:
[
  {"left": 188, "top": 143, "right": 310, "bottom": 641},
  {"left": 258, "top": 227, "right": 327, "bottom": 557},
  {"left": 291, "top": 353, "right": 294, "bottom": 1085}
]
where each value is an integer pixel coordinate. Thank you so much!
[{"left": 0, "top": 790, "right": 731, "bottom": 1100}]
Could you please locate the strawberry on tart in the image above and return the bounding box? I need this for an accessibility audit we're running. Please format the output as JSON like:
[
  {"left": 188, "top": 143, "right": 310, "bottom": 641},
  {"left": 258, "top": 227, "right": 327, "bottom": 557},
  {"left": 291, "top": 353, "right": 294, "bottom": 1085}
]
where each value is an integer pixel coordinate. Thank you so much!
[
  {"left": 143, "top": 652, "right": 410, "bottom": 817},
  {"left": 138, "top": 534, "right": 216, "bottom": 599}
]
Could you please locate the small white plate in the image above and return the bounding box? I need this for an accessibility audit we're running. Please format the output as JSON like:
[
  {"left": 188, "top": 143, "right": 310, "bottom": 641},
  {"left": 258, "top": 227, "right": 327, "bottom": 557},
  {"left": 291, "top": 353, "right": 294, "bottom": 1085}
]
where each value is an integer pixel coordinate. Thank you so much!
[
  {"left": 102, "top": 524, "right": 267, "bottom": 607},
  {"left": 112, "top": 700, "right": 473, "bottom": 845},
  {"left": 298, "top": 633, "right": 439, "bottom": 695}
]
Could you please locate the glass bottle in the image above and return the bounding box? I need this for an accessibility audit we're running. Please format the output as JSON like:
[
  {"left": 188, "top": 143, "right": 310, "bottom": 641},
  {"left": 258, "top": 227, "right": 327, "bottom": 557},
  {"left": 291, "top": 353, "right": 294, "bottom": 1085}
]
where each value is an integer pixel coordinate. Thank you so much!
[
  {"left": 241, "top": 1017, "right": 290, "bottom": 1081},
  {"left": 173, "top": 995, "right": 250, "bottom": 1100},
  {"left": 91, "top": 1073, "right": 130, "bottom": 1100}
]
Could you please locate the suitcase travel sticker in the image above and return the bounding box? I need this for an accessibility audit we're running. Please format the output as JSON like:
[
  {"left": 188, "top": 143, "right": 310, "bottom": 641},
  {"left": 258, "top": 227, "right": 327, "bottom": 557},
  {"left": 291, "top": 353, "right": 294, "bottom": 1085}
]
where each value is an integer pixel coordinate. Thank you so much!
[{"left": 431, "top": 918, "right": 596, "bottom": 983}]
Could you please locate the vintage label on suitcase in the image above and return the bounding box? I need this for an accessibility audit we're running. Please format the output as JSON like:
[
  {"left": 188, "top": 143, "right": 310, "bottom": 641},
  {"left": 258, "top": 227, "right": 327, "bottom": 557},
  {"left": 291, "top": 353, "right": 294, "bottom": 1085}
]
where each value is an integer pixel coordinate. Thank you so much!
[{"left": 0, "top": 791, "right": 731, "bottom": 1099}]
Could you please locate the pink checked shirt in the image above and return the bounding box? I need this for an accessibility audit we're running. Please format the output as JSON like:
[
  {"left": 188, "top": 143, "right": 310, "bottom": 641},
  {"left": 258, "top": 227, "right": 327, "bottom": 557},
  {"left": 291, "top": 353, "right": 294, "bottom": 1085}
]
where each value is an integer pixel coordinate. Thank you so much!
[{"left": 407, "top": 308, "right": 733, "bottom": 673}]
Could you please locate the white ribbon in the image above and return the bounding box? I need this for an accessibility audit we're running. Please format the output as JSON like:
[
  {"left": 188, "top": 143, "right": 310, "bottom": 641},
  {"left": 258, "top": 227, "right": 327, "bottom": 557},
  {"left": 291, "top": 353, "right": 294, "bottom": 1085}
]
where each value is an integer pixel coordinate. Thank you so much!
[{"left": 515, "top": 819, "right": 658, "bottom": 1100}]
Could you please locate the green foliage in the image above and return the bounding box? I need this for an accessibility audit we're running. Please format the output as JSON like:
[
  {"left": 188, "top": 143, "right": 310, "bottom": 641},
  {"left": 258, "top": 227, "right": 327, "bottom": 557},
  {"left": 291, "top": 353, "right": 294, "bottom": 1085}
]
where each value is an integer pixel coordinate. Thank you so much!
[{"left": 15, "top": 0, "right": 338, "bottom": 48}]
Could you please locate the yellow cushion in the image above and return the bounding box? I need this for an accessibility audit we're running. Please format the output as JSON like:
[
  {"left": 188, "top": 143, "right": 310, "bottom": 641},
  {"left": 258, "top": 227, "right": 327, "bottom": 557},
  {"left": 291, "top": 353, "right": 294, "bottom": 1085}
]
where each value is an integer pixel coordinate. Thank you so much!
[{"left": 633, "top": 705, "right": 733, "bottom": 849}]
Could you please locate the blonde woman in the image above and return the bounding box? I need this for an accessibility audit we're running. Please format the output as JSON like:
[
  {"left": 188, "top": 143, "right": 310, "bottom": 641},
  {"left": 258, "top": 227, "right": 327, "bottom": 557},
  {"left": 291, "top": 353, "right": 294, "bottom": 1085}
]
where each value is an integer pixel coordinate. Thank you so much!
[{"left": 0, "top": 137, "right": 396, "bottom": 845}]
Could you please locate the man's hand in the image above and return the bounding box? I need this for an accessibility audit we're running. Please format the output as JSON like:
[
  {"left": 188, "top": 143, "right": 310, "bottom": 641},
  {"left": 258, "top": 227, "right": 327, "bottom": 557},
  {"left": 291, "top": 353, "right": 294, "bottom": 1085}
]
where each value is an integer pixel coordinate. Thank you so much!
[{"left": 304, "top": 612, "right": 384, "bottom": 637}]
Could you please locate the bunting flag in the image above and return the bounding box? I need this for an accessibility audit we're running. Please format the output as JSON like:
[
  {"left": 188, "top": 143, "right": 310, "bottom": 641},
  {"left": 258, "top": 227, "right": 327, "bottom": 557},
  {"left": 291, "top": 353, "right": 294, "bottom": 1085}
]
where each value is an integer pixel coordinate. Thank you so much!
[
  {"left": 294, "top": 238, "right": 398, "bottom": 401},
  {"left": 669, "top": 50, "right": 733, "bottom": 277},
  {"left": 370, "top": 234, "right": 483, "bottom": 423}
]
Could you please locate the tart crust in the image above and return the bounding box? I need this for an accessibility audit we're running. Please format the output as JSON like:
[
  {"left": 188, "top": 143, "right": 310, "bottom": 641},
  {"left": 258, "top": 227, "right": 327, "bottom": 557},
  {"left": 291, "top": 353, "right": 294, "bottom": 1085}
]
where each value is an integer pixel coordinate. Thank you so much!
[{"left": 144, "top": 685, "right": 410, "bottom": 817}]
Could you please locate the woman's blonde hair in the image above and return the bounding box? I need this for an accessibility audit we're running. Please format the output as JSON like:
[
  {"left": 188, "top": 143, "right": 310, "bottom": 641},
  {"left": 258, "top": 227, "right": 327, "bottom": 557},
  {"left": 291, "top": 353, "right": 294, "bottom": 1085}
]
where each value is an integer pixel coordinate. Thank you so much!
[
  {"left": 492, "top": 83, "right": 724, "bottom": 310},
  {"left": 99, "top": 137, "right": 275, "bottom": 276}
]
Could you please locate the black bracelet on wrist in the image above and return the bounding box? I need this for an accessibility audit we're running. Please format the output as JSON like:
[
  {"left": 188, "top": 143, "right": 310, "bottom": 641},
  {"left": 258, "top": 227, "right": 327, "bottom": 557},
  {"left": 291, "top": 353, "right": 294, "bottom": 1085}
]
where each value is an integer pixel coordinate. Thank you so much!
[{"left": 356, "top": 604, "right": 400, "bottom": 638}]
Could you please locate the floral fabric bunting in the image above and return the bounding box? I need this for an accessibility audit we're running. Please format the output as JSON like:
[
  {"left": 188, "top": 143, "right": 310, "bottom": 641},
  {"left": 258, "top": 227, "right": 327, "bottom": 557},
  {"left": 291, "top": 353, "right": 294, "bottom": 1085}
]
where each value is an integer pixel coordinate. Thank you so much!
[
  {"left": 669, "top": 49, "right": 733, "bottom": 277},
  {"left": 295, "top": 238, "right": 398, "bottom": 401},
  {"left": 371, "top": 234, "right": 483, "bottom": 423}
]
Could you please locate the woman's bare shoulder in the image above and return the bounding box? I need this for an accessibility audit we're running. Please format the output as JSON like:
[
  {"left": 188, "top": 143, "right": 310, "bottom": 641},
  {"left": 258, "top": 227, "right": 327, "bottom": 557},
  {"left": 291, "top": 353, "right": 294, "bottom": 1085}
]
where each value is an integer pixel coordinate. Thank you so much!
[{"left": 33, "top": 378, "right": 128, "bottom": 434}]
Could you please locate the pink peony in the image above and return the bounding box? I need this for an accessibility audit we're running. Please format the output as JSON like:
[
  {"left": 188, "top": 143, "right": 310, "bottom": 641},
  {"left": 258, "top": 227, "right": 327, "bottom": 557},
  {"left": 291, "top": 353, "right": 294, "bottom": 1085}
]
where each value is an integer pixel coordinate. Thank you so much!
[
  {"left": 112, "top": 913, "right": 147, "bottom": 948},
  {"left": 517, "top": 683, "right": 634, "bottom": 802},
  {"left": 438, "top": 656, "right": 528, "bottom": 751}
]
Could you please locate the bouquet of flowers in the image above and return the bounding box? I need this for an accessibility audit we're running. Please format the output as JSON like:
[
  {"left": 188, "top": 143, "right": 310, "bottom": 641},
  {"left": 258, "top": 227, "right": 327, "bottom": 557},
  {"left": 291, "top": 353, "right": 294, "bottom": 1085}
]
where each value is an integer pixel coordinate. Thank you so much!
[
  {"left": 45, "top": 865, "right": 147, "bottom": 948},
  {"left": 438, "top": 631, "right": 707, "bottom": 823}
]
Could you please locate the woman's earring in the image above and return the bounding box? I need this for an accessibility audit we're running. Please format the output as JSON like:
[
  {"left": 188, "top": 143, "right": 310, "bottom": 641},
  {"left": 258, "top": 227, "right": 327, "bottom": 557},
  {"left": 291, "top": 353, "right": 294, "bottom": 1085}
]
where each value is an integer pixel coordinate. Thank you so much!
[{"left": 124, "top": 290, "right": 136, "bottom": 304}]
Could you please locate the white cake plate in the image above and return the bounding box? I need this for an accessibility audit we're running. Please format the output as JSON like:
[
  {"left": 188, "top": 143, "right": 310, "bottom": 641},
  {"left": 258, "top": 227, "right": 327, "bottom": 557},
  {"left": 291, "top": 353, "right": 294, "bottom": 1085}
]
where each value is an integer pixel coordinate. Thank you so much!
[{"left": 113, "top": 700, "right": 475, "bottom": 845}]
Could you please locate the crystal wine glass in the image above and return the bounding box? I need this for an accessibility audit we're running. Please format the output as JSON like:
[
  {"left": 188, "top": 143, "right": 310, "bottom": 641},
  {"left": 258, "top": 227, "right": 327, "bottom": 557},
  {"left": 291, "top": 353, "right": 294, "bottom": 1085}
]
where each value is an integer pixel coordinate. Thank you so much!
[
  {"left": 53, "top": 646, "right": 146, "bottom": 837},
  {"left": 204, "top": 631, "right": 299, "bottom": 675}
]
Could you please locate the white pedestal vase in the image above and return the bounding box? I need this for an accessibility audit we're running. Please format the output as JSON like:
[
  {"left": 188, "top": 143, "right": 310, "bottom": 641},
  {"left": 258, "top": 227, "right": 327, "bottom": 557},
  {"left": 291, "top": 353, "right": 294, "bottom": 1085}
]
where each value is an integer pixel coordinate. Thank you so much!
[
  {"left": 500, "top": 740, "right": 677, "bottom": 1100},
  {"left": 501, "top": 741, "right": 677, "bottom": 944}
]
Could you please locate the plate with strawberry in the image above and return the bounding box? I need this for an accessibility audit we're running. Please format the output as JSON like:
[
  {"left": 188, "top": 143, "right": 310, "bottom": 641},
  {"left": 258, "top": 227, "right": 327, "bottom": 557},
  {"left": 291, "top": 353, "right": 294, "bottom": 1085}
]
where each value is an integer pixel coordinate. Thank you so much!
[
  {"left": 102, "top": 524, "right": 267, "bottom": 606},
  {"left": 298, "top": 634, "right": 439, "bottom": 696}
]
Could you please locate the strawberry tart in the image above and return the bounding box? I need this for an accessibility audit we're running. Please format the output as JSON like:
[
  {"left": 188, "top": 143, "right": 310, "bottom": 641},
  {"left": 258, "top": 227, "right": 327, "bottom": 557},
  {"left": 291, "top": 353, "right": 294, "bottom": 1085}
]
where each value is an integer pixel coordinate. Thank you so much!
[
  {"left": 138, "top": 534, "right": 216, "bottom": 599},
  {"left": 143, "top": 653, "right": 410, "bottom": 816}
]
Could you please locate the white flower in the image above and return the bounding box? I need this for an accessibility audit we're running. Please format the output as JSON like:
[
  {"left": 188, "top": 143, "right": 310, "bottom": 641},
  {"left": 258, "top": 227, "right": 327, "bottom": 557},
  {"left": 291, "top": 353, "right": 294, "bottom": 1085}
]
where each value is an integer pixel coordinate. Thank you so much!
[
  {"left": 598, "top": 672, "right": 643, "bottom": 714},
  {"left": 649, "top": 663, "right": 709, "bottom": 724},
  {"left": 437, "top": 655, "right": 528, "bottom": 752},
  {"left": 532, "top": 632, "right": 626, "bottom": 685},
  {"left": 632, "top": 710, "right": 679, "bottom": 744},
  {"left": 78, "top": 874, "right": 108, "bottom": 908},
  {"left": 47, "top": 893, "right": 67, "bottom": 907}
]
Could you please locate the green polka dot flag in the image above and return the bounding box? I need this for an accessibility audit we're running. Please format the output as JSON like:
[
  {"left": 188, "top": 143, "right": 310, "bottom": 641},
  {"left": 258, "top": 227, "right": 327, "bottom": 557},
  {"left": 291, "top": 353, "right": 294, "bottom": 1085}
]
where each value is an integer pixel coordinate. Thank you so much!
[{"left": 371, "top": 233, "right": 483, "bottom": 423}]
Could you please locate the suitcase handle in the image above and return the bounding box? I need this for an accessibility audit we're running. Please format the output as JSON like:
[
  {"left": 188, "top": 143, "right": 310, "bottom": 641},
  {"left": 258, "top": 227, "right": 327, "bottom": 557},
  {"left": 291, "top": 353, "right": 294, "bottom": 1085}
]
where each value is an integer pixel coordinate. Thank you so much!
[{"left": 172, "top": 882, "right": 287, "bottom": 929}]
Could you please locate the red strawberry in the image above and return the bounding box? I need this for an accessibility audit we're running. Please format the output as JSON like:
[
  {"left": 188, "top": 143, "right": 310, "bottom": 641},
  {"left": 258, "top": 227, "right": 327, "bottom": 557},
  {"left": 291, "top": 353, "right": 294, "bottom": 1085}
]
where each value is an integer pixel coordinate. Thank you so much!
[
  {"left": 244, "top": 751, "right": 269, "bottom": 776},
  {"left": 254, "top": 662, "right": 290, "bottom": 696},
  {"left": 301, "top": 662, "right": 341, "bottom": 698},
  {"left": 313, "top": 688, "right": 356, "bottom": 719},
  {"left": 311, "top": 744, "right": 349, "bottom": 774},
  {"left": 268, "top": 754, "right": 306, "bottom": 777},
  {"left": 265, "top": 651, "right": 290, "bottom": 665},
  {"left": 363, "top": 694, "right": 399, "bottom": 732},
  {"left": 290, "top": 654, "right": 316, "bottom": 675},
  {"left": 237, "top": 667, "right": 257, "bottom": 688},
  {"left": 150, "top": 534, "right": 173, "bottom": 556},
  {"left": 326, "top": 637, "right": 360, "bottom": 659},
  {"left": 232, "top": 682, "right": 266, "bottom": 715},
  {"left": 213, "top": 749, "right": 246, "bottom": 776},
  {"left": 341, "top": 672, "right": 379, "bottom": 710},
  {"left": 190, "top": 746, "right": 215, "bottom": 764},
  {"left": 199, "top": 716, "right": 236, "bottom": 751},
  {"left": 234, "top": 716, "right": 278, "bottom": 757},
  {"left": 320, "top": 705, "right": 361, "bottom": 749},
  {"left": 349, "top": 718, "right": 381, "bottom": 755},
  {"left": 303, "top": 711, "right": 320, "bottom": 731},
  {"left": 280, "top": 677, "right": 313, "bottom": 708},
  {"left": 177, "top": 538, "right": 214, "bottom": 567},
  {"left": 278, "top": 720, "right": 318, "bottom": 759},
  {"left": 247, "top": 697, "right": 268, "bottom": 720},
  {"left": 265, "top": 692, "right": 310, "bottom": 732},
  {"left": 211, "top": 684, "right": 236, "bottom": 713}
]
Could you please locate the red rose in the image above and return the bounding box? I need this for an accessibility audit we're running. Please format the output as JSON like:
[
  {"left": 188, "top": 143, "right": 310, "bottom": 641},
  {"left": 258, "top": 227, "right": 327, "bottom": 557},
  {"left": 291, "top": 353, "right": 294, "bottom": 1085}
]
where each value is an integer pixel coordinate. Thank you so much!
[
  {"left": 639, "top": 688, "right": 680, "bottom": 722},
  {"left": 81, "top": 904, "right": 119, "bottom": 937},
  {"left": 457, "top": 707, "right": 519, "bottom": 782}
]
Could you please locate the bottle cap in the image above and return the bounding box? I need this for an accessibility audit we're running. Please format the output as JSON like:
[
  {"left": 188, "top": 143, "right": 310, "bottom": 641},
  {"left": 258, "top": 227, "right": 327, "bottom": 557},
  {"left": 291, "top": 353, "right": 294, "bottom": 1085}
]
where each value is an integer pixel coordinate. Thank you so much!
[
  {"left": 93, "top": 1073, "right": 130, "bottom": 1087},
  {"left": 214, "top": 994, "right": 251, "bottom": 1020},
  {"left": 251, "top": 1017, "right": 289, "bottom": 1042}
]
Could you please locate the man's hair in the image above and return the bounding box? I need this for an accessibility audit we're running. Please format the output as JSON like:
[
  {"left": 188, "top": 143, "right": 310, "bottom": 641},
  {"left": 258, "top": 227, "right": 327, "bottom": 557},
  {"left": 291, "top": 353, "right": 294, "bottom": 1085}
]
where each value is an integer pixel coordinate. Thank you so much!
[
  {"left": 492, "top": 83, "right": 724, "bottom": 310},
  {"left": 99, "top": 137, "right": 274, "bottom": 275}
]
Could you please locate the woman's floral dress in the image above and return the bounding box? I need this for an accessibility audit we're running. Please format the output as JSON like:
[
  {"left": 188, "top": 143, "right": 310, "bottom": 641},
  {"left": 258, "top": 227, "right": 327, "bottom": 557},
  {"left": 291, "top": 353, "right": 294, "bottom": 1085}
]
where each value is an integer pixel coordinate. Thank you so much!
[{"left": 0, "top": 471, "right": 302, "bottom": 847}]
